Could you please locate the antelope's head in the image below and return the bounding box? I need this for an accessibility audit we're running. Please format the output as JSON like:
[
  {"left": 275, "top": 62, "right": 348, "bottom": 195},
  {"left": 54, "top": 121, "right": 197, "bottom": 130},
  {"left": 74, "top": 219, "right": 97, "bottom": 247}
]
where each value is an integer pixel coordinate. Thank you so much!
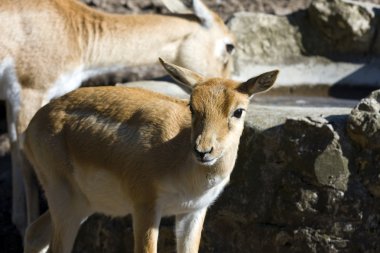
[
  {"left": 160, "top": 58, "right": 278, "bottom": 166},
  {"left": 163, "top": 0, "right": 236, "bottom": 78}
]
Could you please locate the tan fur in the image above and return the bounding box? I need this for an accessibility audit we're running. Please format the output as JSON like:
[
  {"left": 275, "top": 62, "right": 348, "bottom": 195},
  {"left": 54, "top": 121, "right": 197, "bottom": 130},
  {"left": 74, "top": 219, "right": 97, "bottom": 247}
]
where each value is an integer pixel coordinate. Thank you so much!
[
  {"left": 23, "top": 59, "right": 278, "bottom": 253},
  {"left": 0, "top": 0, "right": 235, "bottom": 236}
]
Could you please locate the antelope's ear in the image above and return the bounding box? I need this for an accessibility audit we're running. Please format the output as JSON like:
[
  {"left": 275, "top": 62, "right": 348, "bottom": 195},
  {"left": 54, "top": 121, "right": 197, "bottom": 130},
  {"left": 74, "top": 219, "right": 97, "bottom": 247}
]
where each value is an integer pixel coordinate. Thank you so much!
[
  {"left": 161, "top": 0, "right": 191, "bottom": 14},
  {"left": 237, "top": 70, "right": 279, "bottom": 97},
  {"left": 159, "top": 58, "right": 204, "bottom": 91},
  {"left": 162, "top": 0, "right": 215, "bottom": 28},
  {"left": 192, "top": 0, "right": 215, "bottom": 28}
]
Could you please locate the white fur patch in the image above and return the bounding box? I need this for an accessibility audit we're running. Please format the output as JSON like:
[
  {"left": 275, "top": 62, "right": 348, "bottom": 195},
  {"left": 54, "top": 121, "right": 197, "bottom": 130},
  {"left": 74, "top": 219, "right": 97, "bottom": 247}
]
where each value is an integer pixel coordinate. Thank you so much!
[
  {"left": 159, "top": 174, "right": 229, "bottom": 216},
  {"left": 214, "top": 38, "right": 234, "bottom": 63},
  {"left": 0, "top": 58, "right": 21, "bottom": 142},
  {"left": 41, "top": 245, "right": 49, "bottom": 253},
  {"left": 44, "top": 65, "right": 119, "bottom": 104}
]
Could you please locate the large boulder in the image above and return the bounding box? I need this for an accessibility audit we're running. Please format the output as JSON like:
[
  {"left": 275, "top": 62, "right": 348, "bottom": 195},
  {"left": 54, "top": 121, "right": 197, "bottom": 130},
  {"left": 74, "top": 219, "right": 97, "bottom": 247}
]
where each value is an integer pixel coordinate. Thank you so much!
[{"left": 308, "top": 0, "right": 377, "bottom": 54}]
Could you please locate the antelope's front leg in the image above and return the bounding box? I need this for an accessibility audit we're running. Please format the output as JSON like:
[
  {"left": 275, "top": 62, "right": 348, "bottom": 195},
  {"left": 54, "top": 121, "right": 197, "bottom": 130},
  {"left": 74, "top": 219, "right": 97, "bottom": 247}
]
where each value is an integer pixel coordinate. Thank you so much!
[
  {"left": 132, "top": 204, "right": 161, "bottom": 253},
  {"left": 175, "top": 208, "right": 207, "bottom": 253}
]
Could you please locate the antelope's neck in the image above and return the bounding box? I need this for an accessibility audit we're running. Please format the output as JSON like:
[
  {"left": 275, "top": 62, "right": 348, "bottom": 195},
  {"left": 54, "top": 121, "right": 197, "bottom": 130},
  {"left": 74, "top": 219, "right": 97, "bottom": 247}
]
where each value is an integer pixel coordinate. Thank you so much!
[{"left": 74, "top": 12, "right": 200, "bottom": 68}]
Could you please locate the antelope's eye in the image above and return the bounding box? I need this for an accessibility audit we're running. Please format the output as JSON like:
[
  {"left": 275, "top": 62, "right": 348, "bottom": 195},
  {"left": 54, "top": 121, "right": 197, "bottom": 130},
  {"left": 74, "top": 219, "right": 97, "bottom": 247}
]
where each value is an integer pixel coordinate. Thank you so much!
[
  {"left": 226, "top": 43, "right": 235, "bottom": 54},
  {"left": 233, "top": 108, "right": 244, "bottom": 118}
]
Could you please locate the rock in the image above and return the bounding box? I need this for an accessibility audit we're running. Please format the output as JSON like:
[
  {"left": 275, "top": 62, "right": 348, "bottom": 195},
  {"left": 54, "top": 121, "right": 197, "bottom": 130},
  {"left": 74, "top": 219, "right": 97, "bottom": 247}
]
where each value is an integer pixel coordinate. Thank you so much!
[
  {"left": 283, "top": 116, "right": 349, "bottom": 191},
  {"left": 347, "top": 89, "right": 380, "bottom": 149},
  {"left": 227, "top": 12, "right": 303, "bottom": 65},
  {"left": 308, "top": 0, "right": 377, "bottom": 54},
  {"left": 347, "top": 90, "right": 380, "bottom": 198}
]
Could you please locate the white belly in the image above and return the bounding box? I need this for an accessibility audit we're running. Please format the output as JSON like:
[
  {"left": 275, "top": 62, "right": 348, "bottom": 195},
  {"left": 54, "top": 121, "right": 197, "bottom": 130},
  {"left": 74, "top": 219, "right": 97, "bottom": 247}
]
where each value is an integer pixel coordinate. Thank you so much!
[
  {"left": 73, "top": 165, "right": 229, "bottom": 218},
  {"left": 73, "top": 169, "right": 132, "bottom": 217}
]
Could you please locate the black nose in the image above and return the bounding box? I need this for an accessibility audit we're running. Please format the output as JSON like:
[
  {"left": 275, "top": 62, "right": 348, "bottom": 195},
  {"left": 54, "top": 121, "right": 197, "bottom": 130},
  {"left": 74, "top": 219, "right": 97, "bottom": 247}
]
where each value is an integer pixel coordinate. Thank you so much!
[{"left": 194, "top": 146, "right": 213, "bottom": 159}]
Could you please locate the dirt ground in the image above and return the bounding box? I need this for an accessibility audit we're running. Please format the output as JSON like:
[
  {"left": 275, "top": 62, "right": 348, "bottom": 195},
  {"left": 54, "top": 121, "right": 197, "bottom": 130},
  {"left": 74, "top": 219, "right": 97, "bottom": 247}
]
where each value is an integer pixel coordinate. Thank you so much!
[{"left": 1, "top": 0, "right": 380, "bottom": 252}]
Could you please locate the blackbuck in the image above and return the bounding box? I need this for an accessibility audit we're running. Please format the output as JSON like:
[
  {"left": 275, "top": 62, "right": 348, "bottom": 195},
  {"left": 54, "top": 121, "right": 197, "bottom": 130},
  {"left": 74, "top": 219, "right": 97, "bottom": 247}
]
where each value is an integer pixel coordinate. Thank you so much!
[
  {"left": 0, "top": 0, "right": 235, "bottom": 236},
  {"left": 23, "top": 58, "right": 278, "bottom": 253}
]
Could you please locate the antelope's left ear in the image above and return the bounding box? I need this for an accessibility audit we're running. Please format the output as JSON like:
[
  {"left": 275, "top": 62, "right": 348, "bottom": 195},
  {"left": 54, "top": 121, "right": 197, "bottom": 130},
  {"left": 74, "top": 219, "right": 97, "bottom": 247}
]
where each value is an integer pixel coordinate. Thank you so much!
[
  {"left": 159, "top": 58, "right": 204, "bottom": 92},
  {"left": 237, "top": 70, "right": 279, "bottom": 97}
]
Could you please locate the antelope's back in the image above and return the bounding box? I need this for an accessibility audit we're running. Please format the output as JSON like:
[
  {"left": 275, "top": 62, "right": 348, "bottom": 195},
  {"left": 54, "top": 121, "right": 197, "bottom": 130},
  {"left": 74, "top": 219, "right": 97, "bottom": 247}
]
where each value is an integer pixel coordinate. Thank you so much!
[{"left": 24, "top": 86, "right": 191, "bottom": 177}]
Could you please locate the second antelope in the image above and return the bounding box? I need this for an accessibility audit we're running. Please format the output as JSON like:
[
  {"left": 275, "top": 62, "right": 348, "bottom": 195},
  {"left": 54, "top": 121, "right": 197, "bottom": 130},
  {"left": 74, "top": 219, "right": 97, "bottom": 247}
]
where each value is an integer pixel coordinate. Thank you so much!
[{"left": 24, "top": 59, "right": 278, "bottom": 253}]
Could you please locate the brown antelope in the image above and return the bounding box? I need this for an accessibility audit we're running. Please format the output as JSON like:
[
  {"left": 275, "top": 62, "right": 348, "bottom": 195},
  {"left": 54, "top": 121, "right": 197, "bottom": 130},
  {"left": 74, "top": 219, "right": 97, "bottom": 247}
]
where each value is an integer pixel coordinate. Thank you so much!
[
  {"left": 0, "top": 0, "right": 235, "bottom": 236},
  {"left": 23, "top": 58, "right": 278, "bottom": 253}
]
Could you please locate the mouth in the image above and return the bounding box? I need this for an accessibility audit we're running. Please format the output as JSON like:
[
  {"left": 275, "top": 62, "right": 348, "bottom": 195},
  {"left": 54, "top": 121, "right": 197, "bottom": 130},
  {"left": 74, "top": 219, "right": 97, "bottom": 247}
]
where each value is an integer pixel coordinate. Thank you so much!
[{"left": 196, "top": 157, "right": 217, "bottom": 166}]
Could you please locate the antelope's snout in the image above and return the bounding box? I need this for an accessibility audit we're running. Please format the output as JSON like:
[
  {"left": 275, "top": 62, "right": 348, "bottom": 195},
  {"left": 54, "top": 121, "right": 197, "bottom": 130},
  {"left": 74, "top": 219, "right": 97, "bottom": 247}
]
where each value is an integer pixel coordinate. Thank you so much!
[{"left": 193, "top": 134, "right": 219, "bottom": 166}]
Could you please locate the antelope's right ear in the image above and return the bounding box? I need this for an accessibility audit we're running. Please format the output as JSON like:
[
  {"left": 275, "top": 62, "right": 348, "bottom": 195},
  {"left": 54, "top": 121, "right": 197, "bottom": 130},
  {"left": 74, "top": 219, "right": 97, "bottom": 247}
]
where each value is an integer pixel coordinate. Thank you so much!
[{"left": 159, "top": 58, "right": 204, "bottom": 91}]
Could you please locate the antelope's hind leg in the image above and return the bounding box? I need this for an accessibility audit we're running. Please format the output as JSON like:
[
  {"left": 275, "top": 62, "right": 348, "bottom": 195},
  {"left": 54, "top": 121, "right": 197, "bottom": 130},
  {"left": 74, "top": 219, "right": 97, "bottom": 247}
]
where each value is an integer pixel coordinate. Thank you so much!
[
  {"left": 24, "top": 211, "right": 52, "bottom": 253},
  {"left": 44, "top": 178, "right": 92, "bottom": 253}
]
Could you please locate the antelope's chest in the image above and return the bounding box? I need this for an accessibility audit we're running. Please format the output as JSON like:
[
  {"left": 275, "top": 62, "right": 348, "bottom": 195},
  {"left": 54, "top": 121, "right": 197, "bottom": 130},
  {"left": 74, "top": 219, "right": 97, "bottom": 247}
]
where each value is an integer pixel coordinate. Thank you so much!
[{"left": 159, "top": 175, "right": 229, "bottom": 216}]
